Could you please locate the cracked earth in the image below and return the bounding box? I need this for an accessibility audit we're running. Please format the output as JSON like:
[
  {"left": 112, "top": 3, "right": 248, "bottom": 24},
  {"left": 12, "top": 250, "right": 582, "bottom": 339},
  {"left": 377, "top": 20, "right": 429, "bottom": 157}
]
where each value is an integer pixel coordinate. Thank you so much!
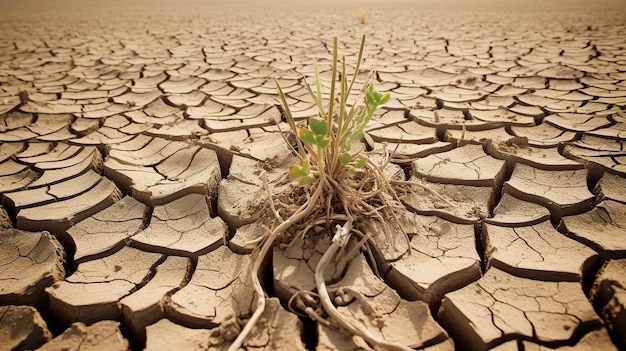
[{"left": 1, "top": 0, "right": 626, "bottom": 350}]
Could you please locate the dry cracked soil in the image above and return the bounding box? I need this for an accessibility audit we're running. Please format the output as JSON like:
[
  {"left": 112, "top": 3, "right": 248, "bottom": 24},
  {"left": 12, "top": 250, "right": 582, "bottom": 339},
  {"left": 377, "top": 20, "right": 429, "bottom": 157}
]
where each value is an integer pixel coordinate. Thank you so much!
[{"left": 1, "top": 0, "right": 626, "bottom": 350}]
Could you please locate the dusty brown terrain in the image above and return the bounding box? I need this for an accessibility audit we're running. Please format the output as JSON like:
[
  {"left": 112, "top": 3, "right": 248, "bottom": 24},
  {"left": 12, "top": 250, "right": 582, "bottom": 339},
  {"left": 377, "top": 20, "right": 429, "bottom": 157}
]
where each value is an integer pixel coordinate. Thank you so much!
[{"left": 1, "top": 0, "right": 625, "bottom": 350}]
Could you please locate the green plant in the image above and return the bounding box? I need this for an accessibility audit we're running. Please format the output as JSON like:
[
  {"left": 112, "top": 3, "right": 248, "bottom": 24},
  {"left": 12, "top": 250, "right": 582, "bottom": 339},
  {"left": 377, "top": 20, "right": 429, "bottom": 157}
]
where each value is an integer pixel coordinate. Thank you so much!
[
  {"left": 228, "top": 35, "right": 412, "bottom": 351},
  {"left": 282, "top": 37, "right": 390, "bottom": 188}
]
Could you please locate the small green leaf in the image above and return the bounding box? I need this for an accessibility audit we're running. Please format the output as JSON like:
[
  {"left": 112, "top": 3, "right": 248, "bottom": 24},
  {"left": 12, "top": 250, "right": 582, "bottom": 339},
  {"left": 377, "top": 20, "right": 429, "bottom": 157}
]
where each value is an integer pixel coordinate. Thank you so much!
[
  {"left": 373, "top": 90, "right": 383, "bottom": 101},
  {"left": 299, "top": 129, "right": 316, "bottom": 145},
  {"left": 300, "top": 174, "right": 317, "bottom": 185},
  {"left": 289, "top": 159, "right": 311, "bottom": 179},
  {"left": 317, "top": 138, "right": 329, "bottom": 148},
  {"left": 340, "top": 153, "right": 351, "bottom": 165},
  {"left": 355, "top": 158, "right": 367, "bottom": 168},
  {"left": 380, "top": 92, "right": 391, "bottom": 105},
  {"left": 365, "top": 85, "right": 390, "bottom": 107},
  {"left": 309, "top": 118, "right": 328, "bottom": 136},
  {"left": 301, "top": 159, "right": 310, "bottom": 173},
  {"left": 289, "top": 165, "right": 305, "bottom": 179}
]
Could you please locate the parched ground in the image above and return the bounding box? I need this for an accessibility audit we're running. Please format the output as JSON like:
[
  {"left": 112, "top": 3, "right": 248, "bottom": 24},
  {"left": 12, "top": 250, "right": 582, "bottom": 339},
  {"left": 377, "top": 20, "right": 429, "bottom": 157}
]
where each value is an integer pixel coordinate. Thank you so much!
[{"left": 1, "top": 0, "right": 626, "bottom": 350}]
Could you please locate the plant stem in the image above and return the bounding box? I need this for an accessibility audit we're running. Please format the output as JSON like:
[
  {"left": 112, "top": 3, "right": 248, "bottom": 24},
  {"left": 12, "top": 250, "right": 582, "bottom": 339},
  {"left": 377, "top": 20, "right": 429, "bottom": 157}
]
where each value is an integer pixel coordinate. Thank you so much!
[
  {"left": 275, "top": 77, "right": 305, "bottom": 160},
  {"left": 327, "top": 37, "right": 337, "bottom": 143}
]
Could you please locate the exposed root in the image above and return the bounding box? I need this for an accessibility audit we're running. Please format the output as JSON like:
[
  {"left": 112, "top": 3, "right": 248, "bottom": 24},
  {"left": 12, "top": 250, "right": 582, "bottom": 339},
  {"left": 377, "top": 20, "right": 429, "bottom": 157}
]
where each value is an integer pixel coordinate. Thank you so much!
[
  {"left": 226, "top": 183, "right": 324, "bottom": 351},
  {"left": 287, "top": 290, "right": 319, "bottom": 317},
  {"left": 228, "top": 159, "right": 412, "bottom": 350},
  {"left": 332, "top": 229, "right": 371, "bottom": 281},
  {"left": 260, "top": 170, "right": 283, "bottom": 223},
  {"left": 315, "top": 225, "right": 414, "bottom": 351}
]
